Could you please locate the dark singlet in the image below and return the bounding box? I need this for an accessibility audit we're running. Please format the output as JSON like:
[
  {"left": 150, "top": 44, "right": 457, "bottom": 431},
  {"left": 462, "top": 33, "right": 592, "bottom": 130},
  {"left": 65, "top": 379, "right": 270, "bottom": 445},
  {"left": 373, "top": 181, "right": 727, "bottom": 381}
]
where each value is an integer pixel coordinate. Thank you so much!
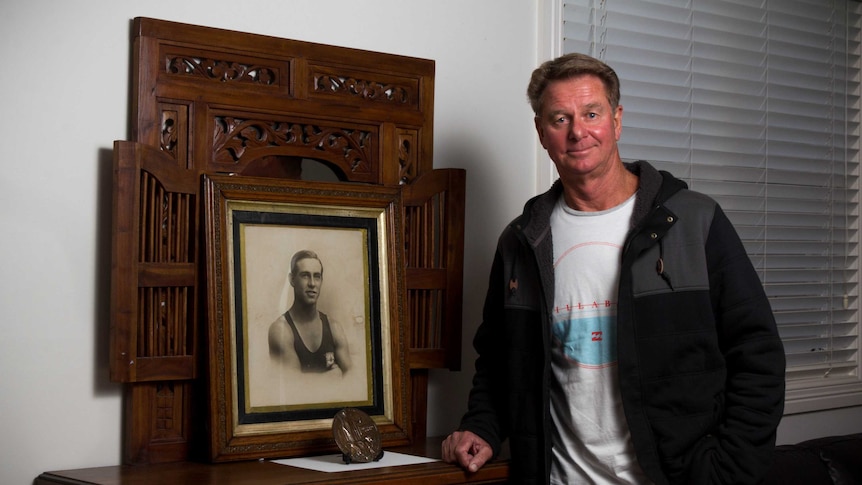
[{"left": 284, "top": 311, "right": 337, "bottom": 372}]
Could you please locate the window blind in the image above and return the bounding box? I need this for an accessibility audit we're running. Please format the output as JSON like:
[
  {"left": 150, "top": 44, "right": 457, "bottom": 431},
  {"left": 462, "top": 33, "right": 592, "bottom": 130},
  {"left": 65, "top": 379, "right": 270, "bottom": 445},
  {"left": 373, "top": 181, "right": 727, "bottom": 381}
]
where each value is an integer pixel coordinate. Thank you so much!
[{"left": 562, "top": 0, "right": 862, "bottom": 412}]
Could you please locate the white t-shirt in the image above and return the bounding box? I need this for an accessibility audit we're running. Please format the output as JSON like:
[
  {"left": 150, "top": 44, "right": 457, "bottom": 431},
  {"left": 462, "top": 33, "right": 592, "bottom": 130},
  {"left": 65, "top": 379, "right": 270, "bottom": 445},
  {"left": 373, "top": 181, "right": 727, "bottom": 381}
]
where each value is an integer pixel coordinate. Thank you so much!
[{"left": 549, "top": 193, "right": 650, "bottom": 485}]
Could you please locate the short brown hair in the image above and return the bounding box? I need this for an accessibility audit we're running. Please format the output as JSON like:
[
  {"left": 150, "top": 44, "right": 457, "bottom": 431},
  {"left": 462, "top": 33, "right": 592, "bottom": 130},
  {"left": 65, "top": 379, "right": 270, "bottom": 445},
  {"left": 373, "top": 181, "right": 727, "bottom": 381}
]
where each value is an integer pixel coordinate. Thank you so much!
[
  {"left": 290, "top": 249, "right": 323, "bottom": 275},
  {"left": 526, "top": 53, "right": 621, "bottom": 115}
]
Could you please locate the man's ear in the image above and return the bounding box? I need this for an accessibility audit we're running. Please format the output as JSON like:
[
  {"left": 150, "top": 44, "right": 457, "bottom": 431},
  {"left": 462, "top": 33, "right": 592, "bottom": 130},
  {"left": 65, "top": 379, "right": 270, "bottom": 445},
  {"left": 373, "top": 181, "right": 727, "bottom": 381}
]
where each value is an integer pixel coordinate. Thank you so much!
[{"left": 613, "top": 104, "right": 623, "bottom": 141}]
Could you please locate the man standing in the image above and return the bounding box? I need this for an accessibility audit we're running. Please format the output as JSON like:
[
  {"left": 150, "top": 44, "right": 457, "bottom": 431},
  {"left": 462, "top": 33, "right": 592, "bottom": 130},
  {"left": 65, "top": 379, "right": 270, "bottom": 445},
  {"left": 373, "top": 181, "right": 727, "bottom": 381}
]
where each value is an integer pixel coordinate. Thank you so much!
[
  {"left": 442, "top": 53, "right": 785, "bottom": 484},
  {"left": 268, "top": 249, "right": 352, "bottom": 376}
]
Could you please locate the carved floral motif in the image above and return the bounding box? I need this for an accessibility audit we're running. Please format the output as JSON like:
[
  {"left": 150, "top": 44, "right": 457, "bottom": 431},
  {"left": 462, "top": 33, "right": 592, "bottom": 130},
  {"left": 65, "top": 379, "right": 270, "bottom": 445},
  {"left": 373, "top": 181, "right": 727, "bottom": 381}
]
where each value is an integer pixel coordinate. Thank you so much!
[
  {"left": 398, "top": 131, "right": 417, "bottom": 184},
  {"left": 166, "top": 55, "right": 278, "bottom": 85},
  {"left": 213, "top": 116, "right": 373, "bottom": 173},
  {"left": 161, "top": 110, "right": 178, "bottom": 157},
  {"left": 314, "top": 74, "right": 412, "bottom": 105}
]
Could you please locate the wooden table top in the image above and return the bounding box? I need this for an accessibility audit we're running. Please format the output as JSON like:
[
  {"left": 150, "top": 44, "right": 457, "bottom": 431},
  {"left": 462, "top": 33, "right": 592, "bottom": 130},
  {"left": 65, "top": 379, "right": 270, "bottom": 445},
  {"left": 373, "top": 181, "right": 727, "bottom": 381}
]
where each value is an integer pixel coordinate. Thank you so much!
[{"left": 35, "top": 437, "right": 510, "bottom": 485}]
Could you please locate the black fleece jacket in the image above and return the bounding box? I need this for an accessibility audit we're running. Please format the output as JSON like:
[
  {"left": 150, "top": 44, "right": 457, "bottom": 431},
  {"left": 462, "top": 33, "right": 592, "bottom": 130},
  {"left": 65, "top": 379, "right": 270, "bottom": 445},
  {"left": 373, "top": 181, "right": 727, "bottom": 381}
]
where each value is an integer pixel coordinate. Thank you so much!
[{"left": 459, "top": 161, "right": 785, "bottom": 484}]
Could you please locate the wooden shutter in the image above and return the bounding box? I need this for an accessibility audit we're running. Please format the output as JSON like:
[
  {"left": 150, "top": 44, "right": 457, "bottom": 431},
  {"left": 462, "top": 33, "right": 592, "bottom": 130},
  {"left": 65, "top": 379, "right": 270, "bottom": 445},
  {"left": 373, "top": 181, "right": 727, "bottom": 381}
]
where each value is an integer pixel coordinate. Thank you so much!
[
  {"left": 402, "top": 168, "right": 465, "bottom": 371},
  {"left": 110, "top": 141, "right": 199, "bottom": 382}
]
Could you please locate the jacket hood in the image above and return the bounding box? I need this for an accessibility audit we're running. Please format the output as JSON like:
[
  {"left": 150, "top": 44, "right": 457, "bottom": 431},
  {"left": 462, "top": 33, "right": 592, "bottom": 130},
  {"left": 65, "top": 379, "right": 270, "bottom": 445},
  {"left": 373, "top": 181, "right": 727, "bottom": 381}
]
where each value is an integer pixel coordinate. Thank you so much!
[{"left": 513, "top": 160, "right": 688, "bottom": 246}]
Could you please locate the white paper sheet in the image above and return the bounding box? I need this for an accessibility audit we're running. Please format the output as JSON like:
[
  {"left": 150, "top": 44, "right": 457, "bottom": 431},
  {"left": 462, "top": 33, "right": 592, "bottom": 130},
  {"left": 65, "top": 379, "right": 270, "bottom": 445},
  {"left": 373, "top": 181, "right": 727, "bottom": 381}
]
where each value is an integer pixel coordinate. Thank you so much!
[{"left": 271, "top": 451, "right": 438, "bottom": 473}]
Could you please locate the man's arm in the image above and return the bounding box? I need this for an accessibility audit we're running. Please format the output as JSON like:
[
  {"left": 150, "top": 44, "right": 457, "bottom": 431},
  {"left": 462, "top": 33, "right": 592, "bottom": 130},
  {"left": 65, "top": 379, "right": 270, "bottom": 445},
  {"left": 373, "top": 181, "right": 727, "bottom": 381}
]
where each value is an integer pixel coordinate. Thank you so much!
[
  {"left": 444, "top": 247, "right": 511, "bottom": 470},
  {"left": 691, "top": 206, "right": 786, "bottom": 484},
  {"left": 329, "top": 319, "right": 352, "bottom": 375},
  {"left": 268, "top": 317, "right": 301, "bottom": 371}
]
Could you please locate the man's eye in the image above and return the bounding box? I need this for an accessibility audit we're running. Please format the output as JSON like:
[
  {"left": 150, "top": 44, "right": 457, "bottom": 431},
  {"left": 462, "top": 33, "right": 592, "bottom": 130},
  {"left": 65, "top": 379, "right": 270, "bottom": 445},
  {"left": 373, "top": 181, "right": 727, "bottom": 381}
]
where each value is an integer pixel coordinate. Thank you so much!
[{"left": 588, "top": 112, "right": 597, "bottom": 119}]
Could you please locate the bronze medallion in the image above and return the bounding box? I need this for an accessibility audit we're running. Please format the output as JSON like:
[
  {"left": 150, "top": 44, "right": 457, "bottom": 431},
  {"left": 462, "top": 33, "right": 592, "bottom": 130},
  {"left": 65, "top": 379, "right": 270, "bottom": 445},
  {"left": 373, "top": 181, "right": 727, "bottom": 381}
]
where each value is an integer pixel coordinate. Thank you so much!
[{"left": 332, "top": 408, "right": 383, "bottom": 464}]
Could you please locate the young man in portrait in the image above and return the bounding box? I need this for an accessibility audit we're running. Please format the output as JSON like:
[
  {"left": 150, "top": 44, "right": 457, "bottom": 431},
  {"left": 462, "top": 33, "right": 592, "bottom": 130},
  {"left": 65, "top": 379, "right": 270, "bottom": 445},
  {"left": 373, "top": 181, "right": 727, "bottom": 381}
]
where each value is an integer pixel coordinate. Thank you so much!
[{"left": 268, "top": 249, "right": 353, "bottom": 376}]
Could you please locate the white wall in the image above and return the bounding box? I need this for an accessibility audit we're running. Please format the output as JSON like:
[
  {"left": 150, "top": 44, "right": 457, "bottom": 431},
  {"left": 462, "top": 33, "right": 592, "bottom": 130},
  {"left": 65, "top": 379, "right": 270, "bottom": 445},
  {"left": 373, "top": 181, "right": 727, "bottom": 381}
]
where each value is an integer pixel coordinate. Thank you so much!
[
  {"left": 1, "top": 2, "right": 859, "bottom": 485},
  {"left": 0, "top": 1, "right": 537, "bottom": 484}
]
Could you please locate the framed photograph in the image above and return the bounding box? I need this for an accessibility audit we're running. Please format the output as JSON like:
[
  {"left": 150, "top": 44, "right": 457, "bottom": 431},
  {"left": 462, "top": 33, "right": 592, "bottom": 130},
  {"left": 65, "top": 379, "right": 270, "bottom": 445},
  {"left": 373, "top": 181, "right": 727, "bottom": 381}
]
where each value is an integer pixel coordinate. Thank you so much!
[{"left": 203, "top": 174, "right": 409, "bottom": 462}]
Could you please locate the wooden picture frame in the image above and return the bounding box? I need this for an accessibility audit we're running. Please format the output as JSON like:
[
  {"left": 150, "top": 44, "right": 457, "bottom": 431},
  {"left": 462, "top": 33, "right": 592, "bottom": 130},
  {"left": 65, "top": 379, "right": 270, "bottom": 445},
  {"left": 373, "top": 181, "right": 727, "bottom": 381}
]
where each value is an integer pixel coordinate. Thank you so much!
[{"left": 203, "top": 174, "right": 409, "bottom": 462}]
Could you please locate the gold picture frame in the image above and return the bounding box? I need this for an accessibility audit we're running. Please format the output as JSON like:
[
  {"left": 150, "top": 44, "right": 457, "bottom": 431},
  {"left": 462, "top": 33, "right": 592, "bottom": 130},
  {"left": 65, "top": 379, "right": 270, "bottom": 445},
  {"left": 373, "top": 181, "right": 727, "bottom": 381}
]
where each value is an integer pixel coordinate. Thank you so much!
[{"left": 203, "top": 174, "right": 409, "bottom": 462}]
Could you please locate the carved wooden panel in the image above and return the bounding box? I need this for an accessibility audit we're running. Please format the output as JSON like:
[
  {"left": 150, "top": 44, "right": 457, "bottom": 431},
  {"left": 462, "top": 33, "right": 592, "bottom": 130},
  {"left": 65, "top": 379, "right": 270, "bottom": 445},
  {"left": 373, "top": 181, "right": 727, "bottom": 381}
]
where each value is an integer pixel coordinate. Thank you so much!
[
  {"left": 159, "top": 103, "right": 189, "bottom": 166},
  {"left": 309, "top": 65, "right": 421, "bottom": 109},
  {"left": 209, "top": 113, "right": 378, "bottom": 181},
  {"left": 132, "top": 17, "right": 434, "bottom": 184},
  {"left": 123, "top": 382, "right": 192, "bottom": 464},
  {"left": 397, "top": 129, "right": 420, "bottom": 184},
  {"left": 164, "top": 47, "right": 285, "bottom": 87}
]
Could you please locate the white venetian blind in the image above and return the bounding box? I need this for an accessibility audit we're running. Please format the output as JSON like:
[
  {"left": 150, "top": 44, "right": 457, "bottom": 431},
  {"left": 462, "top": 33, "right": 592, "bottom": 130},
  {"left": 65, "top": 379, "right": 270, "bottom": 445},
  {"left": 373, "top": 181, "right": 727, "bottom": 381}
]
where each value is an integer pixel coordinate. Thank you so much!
[{"left": 562, "top": 0, "right": 862, "bottom": 411}]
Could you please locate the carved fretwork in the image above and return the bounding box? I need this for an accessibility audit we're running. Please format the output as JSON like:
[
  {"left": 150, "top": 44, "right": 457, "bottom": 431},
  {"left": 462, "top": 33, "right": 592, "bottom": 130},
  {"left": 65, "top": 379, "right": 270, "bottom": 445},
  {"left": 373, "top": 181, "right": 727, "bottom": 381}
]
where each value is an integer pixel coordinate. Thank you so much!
[
  {"left": 134, "top": 170, "right": 195, "bottom": 360},
  {"left": 314, "top": 73, "right": 412, "bottom": 105},
  {"left": 155, "top": 383, "right": 176, "bottom": 434},
  {"left": 408, "top": 289, "right": 444, "bottom": 349},
  {"left": 165, "top": 54, "right": 278, "bottom": 85},
  {"left": 405, "top": 193, "right": 444, "bottom": 350},
  {"left": 137, "top": 286, "right": 191, "bottom": 358},
  {"left": 397, "top": 130, "right": 418, "bottom": 184},
  {"left": 161, "top": 110, "right": 178, "bottom": 157},
  {"left": 159, "top": 103, "right": 189, "bottom": 167},
  {"left": 139, "top": 171, "right": 193, "bottom": 264},
  {"left": 404, "top": 193, "right": 444, "bottom": 269},
  {"left": 123, "top": 382, "right": 191, "bottom": 464},
  {"left": 212, "top": 116, "right": 374, "bottom": 174}
]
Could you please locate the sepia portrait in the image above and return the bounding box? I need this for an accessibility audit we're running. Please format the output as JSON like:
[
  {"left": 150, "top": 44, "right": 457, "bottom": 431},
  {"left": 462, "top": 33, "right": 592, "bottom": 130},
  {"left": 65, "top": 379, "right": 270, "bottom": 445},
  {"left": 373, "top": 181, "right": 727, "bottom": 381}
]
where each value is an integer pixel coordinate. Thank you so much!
[{"left": 203, "top": 175, "right": 407, "bottom": 461}]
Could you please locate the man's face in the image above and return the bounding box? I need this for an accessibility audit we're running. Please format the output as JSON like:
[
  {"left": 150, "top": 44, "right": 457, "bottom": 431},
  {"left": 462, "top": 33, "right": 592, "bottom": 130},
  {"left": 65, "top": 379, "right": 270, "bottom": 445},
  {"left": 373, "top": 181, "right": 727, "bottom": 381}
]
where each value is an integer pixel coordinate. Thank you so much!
[
  {"left": 290, "top": 257, "right": 323, "bottom": 306},
  {"left": 534, "top": 74, "right": 623, "bottom": 180}
]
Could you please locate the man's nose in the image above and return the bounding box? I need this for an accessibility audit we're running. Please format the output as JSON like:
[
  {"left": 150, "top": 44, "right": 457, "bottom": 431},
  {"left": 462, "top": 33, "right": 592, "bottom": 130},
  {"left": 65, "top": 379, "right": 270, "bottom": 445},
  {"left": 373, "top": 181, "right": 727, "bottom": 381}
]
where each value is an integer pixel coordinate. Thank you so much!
[{"left": 569, "top": 118, "right": 585, "bottom": 140}]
